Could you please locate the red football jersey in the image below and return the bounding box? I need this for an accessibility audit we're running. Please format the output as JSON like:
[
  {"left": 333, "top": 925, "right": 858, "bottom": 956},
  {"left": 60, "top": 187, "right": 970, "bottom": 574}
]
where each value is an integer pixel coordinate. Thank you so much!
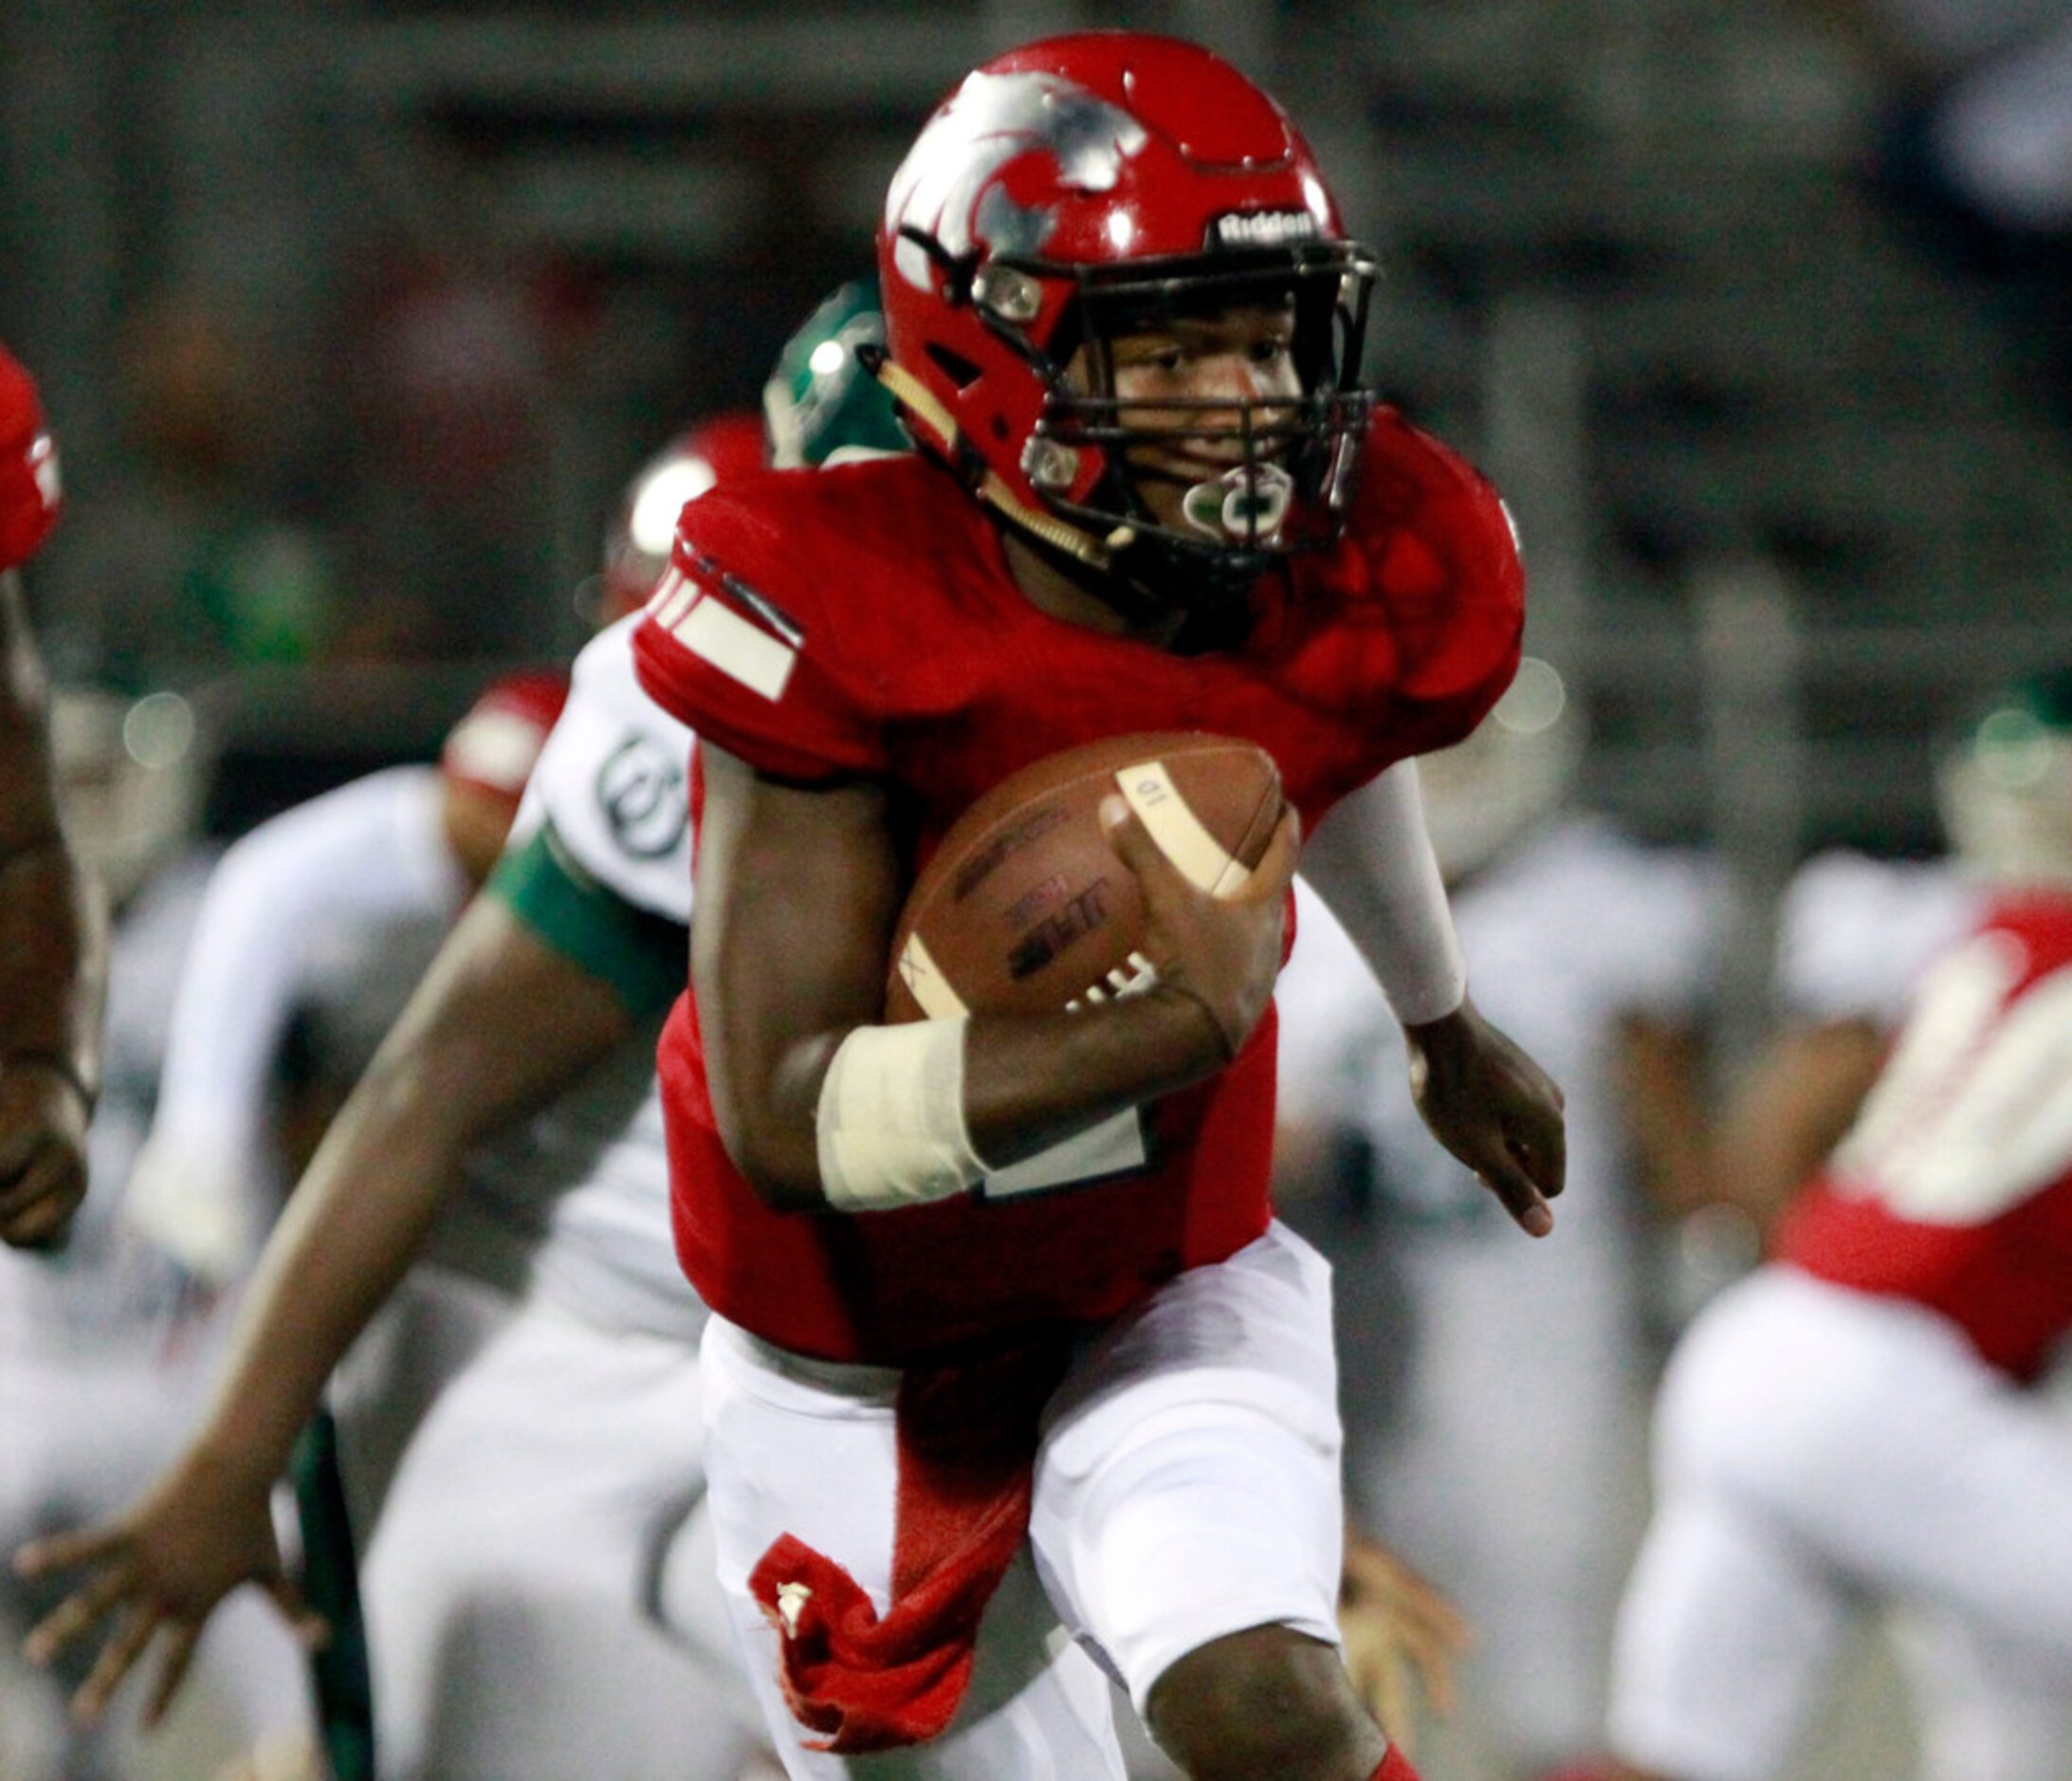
[
  {"left": 0, "top": 344, "right": 61, "bottom": 571},
  {"left": 1777, "top": 893, "right": 2072, "bottom": 1379},
  {"left": 633, "top": 407, "right": 1524, "bottom": 1363}
]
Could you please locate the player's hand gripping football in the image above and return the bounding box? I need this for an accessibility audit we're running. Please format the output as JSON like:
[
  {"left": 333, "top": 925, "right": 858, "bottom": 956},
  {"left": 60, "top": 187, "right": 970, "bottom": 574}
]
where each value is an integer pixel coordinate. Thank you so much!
[
  {"left": 1099, "top": 791, "right": 1301, "bottom": 1073},
  {"left": 1404, "top": 997, "right": 1566, "bottom": 1236},
  {"left": 13, "top": 1447, "right": 327, "bottom": 1726},
  {"left": 1337, "top": 1529, "right": 1473, "bottom": 1760}
]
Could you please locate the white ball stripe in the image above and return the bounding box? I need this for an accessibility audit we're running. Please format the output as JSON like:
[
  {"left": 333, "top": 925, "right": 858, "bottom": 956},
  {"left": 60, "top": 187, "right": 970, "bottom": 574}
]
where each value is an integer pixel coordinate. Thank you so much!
[{"left": 1116, "top": 760, "right": 1252, "bottom": 897}]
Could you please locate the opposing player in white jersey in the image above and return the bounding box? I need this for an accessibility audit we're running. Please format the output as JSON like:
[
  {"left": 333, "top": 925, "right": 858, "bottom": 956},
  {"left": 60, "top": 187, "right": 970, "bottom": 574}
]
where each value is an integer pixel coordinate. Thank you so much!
[
  {"left": 1704, "top": 845, "right": 1976, "bottom": 1242},
  {"left": 1605, "top": 670, "right": 2072, "bottom": 1781},
  {"left": 11, "top": 403, "right": 807, "bottom": 1781},
  {"left": 121, "top": 667, "right": 572, "bottom": 1286},
  {"left": 312, "top": 580, "right": 767, "bottom": 1781},
  {"left": 1274, "top": 662, "right": 1722, "bottom": 1779}
]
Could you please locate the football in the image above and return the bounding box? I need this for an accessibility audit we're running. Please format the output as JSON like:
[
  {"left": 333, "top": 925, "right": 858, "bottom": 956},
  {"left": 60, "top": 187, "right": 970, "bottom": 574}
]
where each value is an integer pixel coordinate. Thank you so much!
[{"left": 885, "top": 732, "right": 1284, "bottom": 1021}]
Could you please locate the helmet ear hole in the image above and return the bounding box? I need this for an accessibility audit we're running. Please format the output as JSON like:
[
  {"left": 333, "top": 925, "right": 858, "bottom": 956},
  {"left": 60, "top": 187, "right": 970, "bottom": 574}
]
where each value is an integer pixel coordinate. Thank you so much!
[{"left": 926, "top": 344, "right": 984, "bottom": 391}]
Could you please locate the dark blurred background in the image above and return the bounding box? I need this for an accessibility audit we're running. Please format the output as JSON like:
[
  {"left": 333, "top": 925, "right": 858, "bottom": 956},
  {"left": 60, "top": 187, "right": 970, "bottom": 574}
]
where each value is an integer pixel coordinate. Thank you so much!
[
  {"left": 4, "top": 10, "right": 2070, "bottom": 1777},
  {"left": 4, "top": 0, "right": 2070, "bottom": 876}
]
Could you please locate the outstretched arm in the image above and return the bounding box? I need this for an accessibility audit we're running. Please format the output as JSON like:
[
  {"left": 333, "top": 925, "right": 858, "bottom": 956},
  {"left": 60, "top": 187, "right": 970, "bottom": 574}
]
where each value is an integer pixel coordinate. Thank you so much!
[
  {"left": 0, "top": 568, "right": 105, "bottom": 1247},
  {"left": 694, "top": 744, "right": 1300, "bottom": 1210},
  {"left": 13, "top": 858, "right": 639, "bottom": 1725},
  {"left": 1298, "top": 759, "right": 1566, "bottom": 1235}
]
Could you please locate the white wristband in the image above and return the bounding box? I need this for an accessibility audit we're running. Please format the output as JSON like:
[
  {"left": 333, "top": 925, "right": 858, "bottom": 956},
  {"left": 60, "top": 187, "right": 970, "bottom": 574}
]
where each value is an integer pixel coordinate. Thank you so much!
[
  {"left": 816, "top": 1017, "right": 985, "bottom": 1213},
  {"left": 1300, "top": 759, "right": 1468, "bottom": 1026}
]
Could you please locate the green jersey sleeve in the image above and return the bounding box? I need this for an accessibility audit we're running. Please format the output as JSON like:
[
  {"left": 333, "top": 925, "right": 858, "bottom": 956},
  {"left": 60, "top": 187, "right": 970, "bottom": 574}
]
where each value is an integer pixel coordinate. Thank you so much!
[{"left": 487, "top": 820, "right": 687, "bottom": 1018}]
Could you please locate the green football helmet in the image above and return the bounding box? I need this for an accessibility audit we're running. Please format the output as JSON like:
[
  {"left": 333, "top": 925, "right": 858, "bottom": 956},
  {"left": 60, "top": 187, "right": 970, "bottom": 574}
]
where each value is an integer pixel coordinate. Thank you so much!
[{"left": 763, "top": 281, "right": 909, "bottom": 470}]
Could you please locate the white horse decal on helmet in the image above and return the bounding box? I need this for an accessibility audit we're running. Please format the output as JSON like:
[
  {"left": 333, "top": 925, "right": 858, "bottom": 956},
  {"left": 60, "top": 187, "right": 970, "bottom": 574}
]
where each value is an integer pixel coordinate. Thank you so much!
[{"left": 885, "top": 71, "right": 1149, "bottom": 289}]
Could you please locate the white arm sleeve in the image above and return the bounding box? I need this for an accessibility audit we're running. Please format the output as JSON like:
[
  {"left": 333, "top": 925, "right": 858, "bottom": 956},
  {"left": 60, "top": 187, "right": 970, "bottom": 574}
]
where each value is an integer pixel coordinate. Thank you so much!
[
  {"left": 124, "top": 765, "right": 470, "bottom": 1281},
  {"left": 1295, "top": 759, "right": 1468, "bottom": 1027}
]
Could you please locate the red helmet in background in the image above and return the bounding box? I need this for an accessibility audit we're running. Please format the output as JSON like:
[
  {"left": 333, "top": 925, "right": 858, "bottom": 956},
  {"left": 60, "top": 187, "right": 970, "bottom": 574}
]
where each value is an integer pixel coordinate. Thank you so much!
[
  {"left": 438, "top": 669, "right": 571, "bottom": 816},
  {"left": 596, "top": 412, "right": 765, "bottom": 621},
  {"left": 875, "top": 32, "right": 1377, "bottom": 608},
  {"left": 1, "top": 342, "right": 63, "bottom": 571}
]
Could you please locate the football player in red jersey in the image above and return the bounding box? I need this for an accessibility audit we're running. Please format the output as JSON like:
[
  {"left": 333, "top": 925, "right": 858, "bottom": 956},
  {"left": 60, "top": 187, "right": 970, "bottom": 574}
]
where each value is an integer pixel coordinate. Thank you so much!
[
  {"left": 629, "top": 34, "right": 1563, "bottom": 1781},
  {"left": 0, "top": 342, "right": 104, "bottom": 1250},
  {"left": 1604, "top": 674, "right": 2072, "bottom": 1781}
]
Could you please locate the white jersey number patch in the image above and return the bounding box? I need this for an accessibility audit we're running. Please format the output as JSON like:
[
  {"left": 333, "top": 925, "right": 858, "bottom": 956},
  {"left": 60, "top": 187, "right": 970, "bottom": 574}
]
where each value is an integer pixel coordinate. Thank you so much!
[{"left": 1831, "top": 930, "right": 2072, "bottom": 1224}]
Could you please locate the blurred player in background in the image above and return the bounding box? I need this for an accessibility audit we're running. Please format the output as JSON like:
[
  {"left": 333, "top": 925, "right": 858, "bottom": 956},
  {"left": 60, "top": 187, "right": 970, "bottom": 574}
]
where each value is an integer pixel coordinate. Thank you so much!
[
  {"left": 14, "top": 408, "right": 788, "bottom": 1781},
  {"left": 14, "top": 662, "right": 561, "bottom": 1781},
  {"left": 1274, "top": 660, "right": 1722, "bottom": 1781},
  {"left": 107, "top": 658, "right": 572, "bottom": 1779},
  {"left": 0, "top": 340, "right": 105, "bottom": 1251},
  {"left": 1604, "top": 670, "right": 2072, "bottom": 1781},
  {"left": 628, "top": 32, "right": 1562, "bottom": 1781},
  {"left": 1, "top": 681, "right": 321, "bottom": 1781},
  {"left": 120, "top": 666, "right": 571, "bottom": 1286},
  {"left": 1705, "top": 680, "right": 2014, "bottom": 1240}
]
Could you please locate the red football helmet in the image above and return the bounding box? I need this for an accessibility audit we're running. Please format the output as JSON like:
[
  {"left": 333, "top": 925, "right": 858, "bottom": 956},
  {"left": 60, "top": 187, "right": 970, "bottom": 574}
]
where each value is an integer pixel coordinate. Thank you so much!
[
  {"left": 0, "top": 342, "right": 62, "bottom": 572},
  {"left": 596, "top": 412, "right": 765, "bottom": 621},
  {"left": 875, "top": 31, "right": 1376, "bottom": 610},
  {"left": 438, "top": 668, "right": 572, "bottom": 813}
]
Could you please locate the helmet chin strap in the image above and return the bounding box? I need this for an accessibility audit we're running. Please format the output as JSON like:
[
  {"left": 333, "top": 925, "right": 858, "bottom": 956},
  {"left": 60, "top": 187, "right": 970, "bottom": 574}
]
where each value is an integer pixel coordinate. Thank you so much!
[
  {"left": 869, "top": 351, "right": 1265, "bottom": 633},
  {"left": 995, "top": 459, "right": 1274, "bottom": 635},
  {"left": 993, "top": 511, "right": 1179, "bottom": 631},
  {"left": 869, "top": 352, "right": 1121, "bottom": 572},
  {"left": 981, "top": 480, "right": 1255, "bottom": 638}
]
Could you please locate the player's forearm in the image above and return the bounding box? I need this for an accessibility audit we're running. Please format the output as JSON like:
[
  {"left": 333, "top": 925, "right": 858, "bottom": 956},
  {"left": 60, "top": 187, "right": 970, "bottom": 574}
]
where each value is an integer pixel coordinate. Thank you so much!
[
  {"left": 0, "top": 836, "right": 107, "bottom": 1098},
  {"left": 187, "top": 896, "right": 636, "bottom": 1477},
  {"left": 0, "top": 573, "right": 99, "bottom": 1081},
  {"left": 1709, "top": 1023, "right": 1884, "bottom": 1231},
  {"left": 963, "top": 990, "right": 1225, "bottom": 1161},
  {"left": 739, "top": 987, "right": 1222, "bottom": 1214},
  {"left": 182, "top": 1044, "right": 474, "bottom": 1484},
  {"left": 0, "top": 571, "right": 50, "bottom": 758},
  {"left": 0, "top": 677, "right": 61, "bottom": 864}
]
